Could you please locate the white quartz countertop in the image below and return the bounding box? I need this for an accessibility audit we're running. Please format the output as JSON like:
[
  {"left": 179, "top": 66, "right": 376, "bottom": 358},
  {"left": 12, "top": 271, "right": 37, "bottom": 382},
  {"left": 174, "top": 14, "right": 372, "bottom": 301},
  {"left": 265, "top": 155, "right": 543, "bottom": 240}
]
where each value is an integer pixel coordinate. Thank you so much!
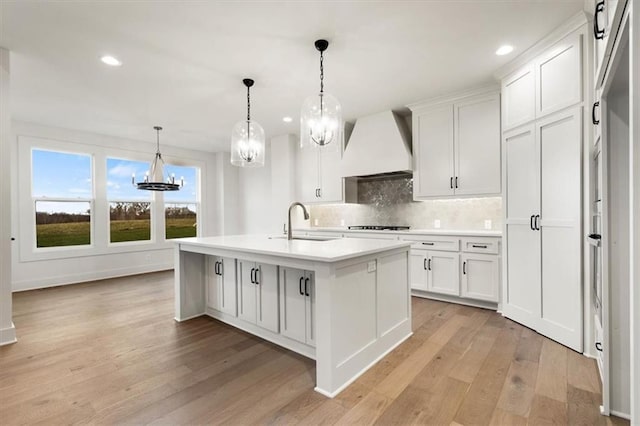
[
  {"left": 175, "top": 234, "right": 412, "bottom": 263},
  {"left": 296, "top": 227, "right": 502, "bottom": 237}
]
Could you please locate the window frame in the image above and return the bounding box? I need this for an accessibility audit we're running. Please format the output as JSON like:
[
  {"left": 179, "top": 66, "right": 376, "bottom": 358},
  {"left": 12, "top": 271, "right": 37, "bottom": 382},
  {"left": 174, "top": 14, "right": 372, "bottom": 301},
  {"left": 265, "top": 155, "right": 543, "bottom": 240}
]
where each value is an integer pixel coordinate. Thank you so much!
[{"left": 163, "top": 163, "right": 201, "bottom": 240}]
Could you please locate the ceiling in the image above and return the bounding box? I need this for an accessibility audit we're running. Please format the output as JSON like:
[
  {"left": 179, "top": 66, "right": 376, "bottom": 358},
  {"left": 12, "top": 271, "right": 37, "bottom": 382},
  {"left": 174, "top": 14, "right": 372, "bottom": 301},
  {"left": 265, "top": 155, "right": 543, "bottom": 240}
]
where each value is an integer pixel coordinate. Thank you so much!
[{"left": 1, "top": 1, "right": 585, "bottom": 152}]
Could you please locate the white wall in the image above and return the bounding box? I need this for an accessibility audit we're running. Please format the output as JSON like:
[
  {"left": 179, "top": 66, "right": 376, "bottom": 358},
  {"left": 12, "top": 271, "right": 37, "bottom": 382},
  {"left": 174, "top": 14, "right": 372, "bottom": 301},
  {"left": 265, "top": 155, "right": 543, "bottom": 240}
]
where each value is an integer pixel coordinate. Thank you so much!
[
  {"left": 0, "top": 48, "right": 16, "bottom": 345},
  {"left": 10, "top": 121, "right": 218, "bottom": 291}
]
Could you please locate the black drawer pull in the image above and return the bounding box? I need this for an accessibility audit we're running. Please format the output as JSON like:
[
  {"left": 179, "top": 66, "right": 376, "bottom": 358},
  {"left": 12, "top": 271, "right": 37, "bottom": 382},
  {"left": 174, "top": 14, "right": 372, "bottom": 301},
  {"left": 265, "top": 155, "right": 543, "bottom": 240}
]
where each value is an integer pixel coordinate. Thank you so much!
[
  {"left": 595, "top": 342, "right": 603, "bottom": 352},
  {"left": 299, "top": 277, "right": 304, "bottom": 295},
  {"left": 304, "top": 278, "right": 310, "bottom": 297},
  {"left": 421, "top": 242, "right": 435, "bottom": 246},
  {"left": 471, "top": 244, "right": 488, "bottom": 249},
  {"left": 218, "top": 261, "right": 223, "bottom": 276},
  {"left": 254, "top": 268, "right": 260, "bottom": 285},
  {"left": 423, "top": 258, "right": 427, "bottom": 270},
  {"left": 427, "top": 258, "right": 432, "bottom": 271},
  {"left": 450, "top": 177, "right": 453, "bottom": 189},
  {"left": 592, "top": 101, "right": 600, "bottom": 125},
  {"left": 463, "top": 261, "right": 466, "bottom": 275},
  {"left": 594, "top": 0, "right": 606, "bottom": 40}
]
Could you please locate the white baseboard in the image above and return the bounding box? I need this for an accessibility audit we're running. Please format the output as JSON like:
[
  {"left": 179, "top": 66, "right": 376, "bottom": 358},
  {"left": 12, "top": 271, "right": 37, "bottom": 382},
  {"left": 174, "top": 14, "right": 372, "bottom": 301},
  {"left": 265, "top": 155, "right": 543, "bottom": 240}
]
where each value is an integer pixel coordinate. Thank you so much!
[
  {"left": 610, "top": 409, "right": 631, "bottom": 420},
  {"left": 13, "top": 263, "right": 173, "bottom": 292},
  {"left": 0, "top": 322, "right": 16, "bottom": 346}
]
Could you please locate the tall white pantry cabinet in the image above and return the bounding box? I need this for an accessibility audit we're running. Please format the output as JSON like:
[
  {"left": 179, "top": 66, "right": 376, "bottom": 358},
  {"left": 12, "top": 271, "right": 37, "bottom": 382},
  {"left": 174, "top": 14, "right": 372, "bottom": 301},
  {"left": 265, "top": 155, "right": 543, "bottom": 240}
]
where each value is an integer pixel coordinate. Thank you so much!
[{"left": 500, "top": 25, "right": 587, "bottom": 352}]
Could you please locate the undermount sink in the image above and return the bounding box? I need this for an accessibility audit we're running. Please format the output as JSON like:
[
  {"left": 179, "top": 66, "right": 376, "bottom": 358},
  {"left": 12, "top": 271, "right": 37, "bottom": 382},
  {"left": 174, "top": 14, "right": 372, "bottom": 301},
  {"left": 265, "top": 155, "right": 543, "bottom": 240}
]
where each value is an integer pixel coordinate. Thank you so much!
[{"left": 269, "top": 235, "right": 338, "bottom": 242}]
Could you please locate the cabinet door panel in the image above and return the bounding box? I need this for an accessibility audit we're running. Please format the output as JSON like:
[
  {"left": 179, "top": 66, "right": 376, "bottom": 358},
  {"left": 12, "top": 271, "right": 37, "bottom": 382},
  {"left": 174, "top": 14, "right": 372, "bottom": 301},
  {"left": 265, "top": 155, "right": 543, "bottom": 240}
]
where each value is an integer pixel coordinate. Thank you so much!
[
  {"left": 319, "top": 149, "right": 343, "bottom": 202},
  {"left": 504, "top": 125, "right": 538, "bottom": 221},
  {"left": 503, "top": 65, "right": 535, "bottom": 130},
  {"left": 257, "top": 263, "right": 279, "bottom": 333},
  {"left": 206, "top": 257, "right": 222, "bottom": 311},
  {"left": 536, "top": 34, "right": 582, "bottom": 117},
  {"left": 296, "top": 148, "right": 320, "bottom": 203},
  {"left": 538, "top": 108, "right": 582, "bottom": 351},
  {"left": 414, "top": 106, "right": 454, "bottom": 198},
  {"left": 504, "top": 224, "right": 541, "bottom": 326},
  {"left": 461, "top": 253, "right": 499, "bottom": 302},
  {"left": 427, "top": 251, "right": 459, "bottom": 296},
  {"left": 238, "top": 260, "right": 256, "bottom": 324},
  {"left": 306, "top": 272, "right": 315, "bottom": 347},
  {"left": 409, "top": 250, "right": 428, "bottom": 291},
  {"left": 279, "top": 267, "right": 307, "bottom": 343},
  {"left": 455, "top": 94, "right": 501, "bottom": 195},
  {"left": 220, "top": 257, "right": 237, "bottom": 316}
]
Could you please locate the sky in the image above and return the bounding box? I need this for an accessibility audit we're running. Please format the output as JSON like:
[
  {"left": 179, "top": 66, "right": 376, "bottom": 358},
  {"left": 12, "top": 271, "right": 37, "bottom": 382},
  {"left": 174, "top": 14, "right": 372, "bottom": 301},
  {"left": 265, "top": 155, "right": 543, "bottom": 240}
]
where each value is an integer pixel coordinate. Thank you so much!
[{"left": 32, "top": 149, "right": 199, "bottom": 213}]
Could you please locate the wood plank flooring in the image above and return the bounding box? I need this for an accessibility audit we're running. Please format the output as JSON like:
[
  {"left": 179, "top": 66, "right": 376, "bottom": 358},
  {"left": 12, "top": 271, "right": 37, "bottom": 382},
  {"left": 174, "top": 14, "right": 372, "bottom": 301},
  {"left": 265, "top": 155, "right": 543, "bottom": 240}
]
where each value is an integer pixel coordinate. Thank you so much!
[{"left": 0, "top": 271, "right": 629, "bottom": 425}]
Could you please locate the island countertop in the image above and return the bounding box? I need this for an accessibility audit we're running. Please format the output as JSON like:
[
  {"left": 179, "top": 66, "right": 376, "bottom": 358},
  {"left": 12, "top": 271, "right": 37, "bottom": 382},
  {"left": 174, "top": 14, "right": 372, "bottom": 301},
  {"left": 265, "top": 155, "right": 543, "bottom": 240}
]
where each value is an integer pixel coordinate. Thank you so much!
[{"left": 175, "top": 234, "right": 412, "bottom": 263}]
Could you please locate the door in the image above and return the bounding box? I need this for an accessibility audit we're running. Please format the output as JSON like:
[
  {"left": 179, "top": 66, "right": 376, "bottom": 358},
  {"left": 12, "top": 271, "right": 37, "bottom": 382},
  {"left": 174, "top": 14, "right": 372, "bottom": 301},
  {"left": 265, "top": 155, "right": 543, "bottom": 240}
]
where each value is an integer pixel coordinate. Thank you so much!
[
  {"left": 280, "top": 267, "right": 307, "bottom": 343},
  {"left": 414, "top": 105, "right": 454, "bottom": 198},
  {"left": 238, "top": 260, "right": 256, "bottom": 324},
  {"left": 455, "top": 94, "right": 501, "bottom": 196},
  {"left": 503, "top": 124, "right": 542, "bottom": 328},
  {"left": 537, "top": 108, "right": 582, "bottom": 352},
  {"left": 256, "top": 263, "right": 279, "bottom": 333},
  {"left": 461, "top": 253, "right": 499, "bottom": 302},
  {"left": 427, "top": 251, "right": 460, "bottom": 296},
  {"left": 409, "top": 249, "right": 429, "bottom": 291},
  {"left": 219, "top": 257, "right": 237, "bottom": 316}
]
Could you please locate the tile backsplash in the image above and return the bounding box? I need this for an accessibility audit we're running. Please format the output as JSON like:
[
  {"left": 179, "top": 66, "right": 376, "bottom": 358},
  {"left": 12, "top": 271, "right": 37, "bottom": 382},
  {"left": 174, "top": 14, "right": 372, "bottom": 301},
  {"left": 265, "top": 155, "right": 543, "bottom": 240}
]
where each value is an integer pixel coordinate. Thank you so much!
[{"left": 309, "top": 176, "right": 502, "bottom": 230}]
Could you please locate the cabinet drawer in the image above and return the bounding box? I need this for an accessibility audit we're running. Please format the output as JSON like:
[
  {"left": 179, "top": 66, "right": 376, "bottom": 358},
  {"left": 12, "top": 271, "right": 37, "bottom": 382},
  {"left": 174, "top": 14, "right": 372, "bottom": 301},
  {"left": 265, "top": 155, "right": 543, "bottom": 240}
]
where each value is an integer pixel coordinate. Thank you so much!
[
  {"left": 461, "top": 237, "right": 500, "bottom": 254},
  {"left": 343, "top": 232, "right": 398, "bottom": 240},
  {"left": 400, "top": 235, "right": 459, "bottom": 252}
]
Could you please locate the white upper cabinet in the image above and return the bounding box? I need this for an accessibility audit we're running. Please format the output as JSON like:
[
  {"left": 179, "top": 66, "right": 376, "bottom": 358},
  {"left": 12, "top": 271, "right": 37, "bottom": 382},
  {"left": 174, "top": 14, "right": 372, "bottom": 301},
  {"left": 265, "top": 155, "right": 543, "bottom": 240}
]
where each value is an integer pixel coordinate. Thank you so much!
[
  {"left": 502, "top": 33, "right": 582, "bottom": 132},
  {"left": 296, "top": 146, "right": 344, "bottom": 204},
  {"left": 414, "top": 105, "right": 454, "bottom": 198},
  {"left": 503, "top": 65, "right": 536, "bottom": 130},
  {"left": 455, "top": 94, "right": 501, "bottom": 196},
  {"left": 410, "top": 89, "right": 501, "bottom": 200}
]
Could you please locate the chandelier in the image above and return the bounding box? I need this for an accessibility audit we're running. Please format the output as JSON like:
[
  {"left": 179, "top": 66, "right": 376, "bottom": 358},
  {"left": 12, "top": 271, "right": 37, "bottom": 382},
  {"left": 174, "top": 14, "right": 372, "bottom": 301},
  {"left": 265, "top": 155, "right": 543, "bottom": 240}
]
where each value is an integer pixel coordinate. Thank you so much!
[
  {"left": 231, "top": 78, "right": 265, "bottom": 167},
  {"left": 132, "top": 126, "right": 183, "bottom": 191}
]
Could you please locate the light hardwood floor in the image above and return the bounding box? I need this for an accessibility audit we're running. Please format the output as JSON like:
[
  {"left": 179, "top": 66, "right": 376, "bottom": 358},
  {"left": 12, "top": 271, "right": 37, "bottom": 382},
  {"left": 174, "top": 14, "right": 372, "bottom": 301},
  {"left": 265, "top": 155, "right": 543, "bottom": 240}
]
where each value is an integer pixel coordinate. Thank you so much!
[{"left": 0, "top": 271, "right": 629, "bottom": 425}]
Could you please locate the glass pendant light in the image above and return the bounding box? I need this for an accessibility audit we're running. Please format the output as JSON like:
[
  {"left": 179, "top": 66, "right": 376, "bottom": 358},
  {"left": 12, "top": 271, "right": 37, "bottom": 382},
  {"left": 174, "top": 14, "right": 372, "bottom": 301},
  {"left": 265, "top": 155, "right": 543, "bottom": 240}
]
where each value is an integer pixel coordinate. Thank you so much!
[
  {"left": 133, "top": 126, "right": 183, "bottom": 191},
  {"left": 231, "top": 78, "right": 265, "bottom": 167},
  {"left": 300, "top": 39, "right": 342, "bottom": 151}
]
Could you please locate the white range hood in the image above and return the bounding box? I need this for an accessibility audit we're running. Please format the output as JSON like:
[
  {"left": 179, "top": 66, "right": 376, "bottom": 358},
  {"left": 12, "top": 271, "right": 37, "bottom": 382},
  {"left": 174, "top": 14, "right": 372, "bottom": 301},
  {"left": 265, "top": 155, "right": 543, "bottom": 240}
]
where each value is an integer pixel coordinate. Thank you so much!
[{"left": 341, "top": 110, "right": 412, "bottom": 177}]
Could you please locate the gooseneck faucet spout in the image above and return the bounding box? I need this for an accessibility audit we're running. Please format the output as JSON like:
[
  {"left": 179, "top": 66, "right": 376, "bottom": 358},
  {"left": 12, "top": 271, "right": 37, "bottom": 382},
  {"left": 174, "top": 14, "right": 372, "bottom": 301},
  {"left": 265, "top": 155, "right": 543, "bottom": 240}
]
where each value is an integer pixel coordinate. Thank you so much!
[{"left": 288, "top": 202, "right": 310, "bottom": 240}]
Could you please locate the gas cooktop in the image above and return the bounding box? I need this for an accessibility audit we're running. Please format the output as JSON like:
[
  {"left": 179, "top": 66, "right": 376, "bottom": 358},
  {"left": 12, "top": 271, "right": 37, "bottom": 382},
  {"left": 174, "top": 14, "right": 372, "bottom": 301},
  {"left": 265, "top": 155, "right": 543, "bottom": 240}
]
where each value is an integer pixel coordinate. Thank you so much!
[{"left": 347, "top": 225, "right": 411, "bottom": 231}]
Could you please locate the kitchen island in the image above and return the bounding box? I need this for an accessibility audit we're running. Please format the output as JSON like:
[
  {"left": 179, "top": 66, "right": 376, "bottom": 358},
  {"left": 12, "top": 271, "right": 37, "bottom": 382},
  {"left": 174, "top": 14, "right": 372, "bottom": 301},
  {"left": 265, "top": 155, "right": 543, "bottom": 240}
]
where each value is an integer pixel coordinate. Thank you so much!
[{"left": 174, "top": 235, "right": 412, "bottom": 397}]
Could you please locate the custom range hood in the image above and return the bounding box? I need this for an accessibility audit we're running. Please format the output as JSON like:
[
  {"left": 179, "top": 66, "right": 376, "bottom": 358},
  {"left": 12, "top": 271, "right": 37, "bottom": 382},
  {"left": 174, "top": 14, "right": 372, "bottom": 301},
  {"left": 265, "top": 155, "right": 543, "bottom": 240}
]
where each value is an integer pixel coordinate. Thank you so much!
[{"left": 341, "top": 110, "right": 412, "bottom": 178}]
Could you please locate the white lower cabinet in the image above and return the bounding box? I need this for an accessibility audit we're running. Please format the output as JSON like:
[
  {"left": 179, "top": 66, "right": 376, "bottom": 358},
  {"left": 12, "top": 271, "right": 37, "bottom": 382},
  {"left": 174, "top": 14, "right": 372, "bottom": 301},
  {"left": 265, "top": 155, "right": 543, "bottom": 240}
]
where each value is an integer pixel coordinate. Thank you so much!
[
  {"left": 461, "top": 253, "right": 499, "bottom": 302},
  {"left": 207, "top": 256, "right": 237, "bottom": 316},
  {"left": 238, "top": 260, "right": 279, "bottom": 333},
  {"left": 409, "top": 249, "right": 460, "bottom": 296},
  {"left": 279, "top": 267, "right": 315, "bottom": 347}
]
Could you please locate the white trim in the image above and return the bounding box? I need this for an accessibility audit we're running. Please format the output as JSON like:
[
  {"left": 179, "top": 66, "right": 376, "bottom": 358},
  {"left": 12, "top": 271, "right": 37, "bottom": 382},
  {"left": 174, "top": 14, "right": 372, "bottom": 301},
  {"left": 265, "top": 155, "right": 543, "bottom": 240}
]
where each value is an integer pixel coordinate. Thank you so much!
[
  {"left": 0, "top": 323, "right": 16, "bottom": 346},
  {"left": 494, "top": 11, "right": 589, "bottom": 80},
  {"left": 12, "top": 262, "right": 173, "bottom": 292},
  {"left": 610, "top": 409, "right": 631, "bottom": 420},
  {"left": 411, "top": 291, "right": 498, "bottom": 311},
  {"left": 406, "top": 84, "right": 500, "bottom": 112}
]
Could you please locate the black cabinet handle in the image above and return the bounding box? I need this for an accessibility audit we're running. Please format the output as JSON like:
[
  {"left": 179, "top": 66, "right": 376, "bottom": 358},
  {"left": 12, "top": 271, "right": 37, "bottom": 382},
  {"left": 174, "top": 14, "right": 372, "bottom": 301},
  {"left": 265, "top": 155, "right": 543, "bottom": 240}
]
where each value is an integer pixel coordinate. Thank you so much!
[
  {"left": 595, "top": 342, "right": 603, "bottom": 352},
  {"left": 318, "top": 188, "right": 322, "bottom": 198},
  {"left": 592, "top": 101, "right": 600, "bottom": 125},
  {"left": 219, "top": 261, "right": 223, "bottom": 276},
  {"left": 463, "top": 261, "right": 466, "bottom": 275},
  {"left": 10, "top": 237, "right": 15, "bottom": 241},
  {"left": 428, "top": 258, "right": 432, "bottom": 271},
  {"left": 530, "top": 215, "right": 535, "bottom": 230},
  {"left": 215, "top": 262, "right": 220, "bottom": 275},
  {"left": 471, "top": 244, "right": 488, "bottom": 249},
  {"left": 423, "top": 258, "right": 427, "bottom": 270},
  {"left": 250, "top": 268, "right": 255, "bottom": 284},
  {"left": 214, "top": 262, "right": 218, "bottom": 275},
  {"left": 254, "top": 268, "right": 260, "bottom": 285},
  {"left": 299, "top": 276, "right": 304, "bottom": 295},
  {"left": 450, "top": 177, "right": 453, "bottom": 189},
  {"left": 535, "top": 215, "right": 540, "bottom": 231},
  {"left": 594, "top": 0, "right": 606, "bottom": 40},
  {"left": 421, "top": 242, "right": 435, "bottom": 246},
  {"left": 455, "top": 177, "right": 458, "bottom": 189},
  {"left": 304, "top": 278, "right": 310, "bottom": 297}
]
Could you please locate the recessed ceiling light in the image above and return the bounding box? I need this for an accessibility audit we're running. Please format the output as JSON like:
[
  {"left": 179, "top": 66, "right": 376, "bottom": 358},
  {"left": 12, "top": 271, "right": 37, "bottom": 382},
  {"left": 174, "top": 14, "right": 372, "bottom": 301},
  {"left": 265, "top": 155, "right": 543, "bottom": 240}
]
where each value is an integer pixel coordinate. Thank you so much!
[
  {"left": 495, "top": 45, "right": 514, "bottom": 56},
  {"left": 100, "top": 55, "right": 122, "bottom": 66},
  {"left": 282, "top": 116, "right": 293, "bottom": 123}
]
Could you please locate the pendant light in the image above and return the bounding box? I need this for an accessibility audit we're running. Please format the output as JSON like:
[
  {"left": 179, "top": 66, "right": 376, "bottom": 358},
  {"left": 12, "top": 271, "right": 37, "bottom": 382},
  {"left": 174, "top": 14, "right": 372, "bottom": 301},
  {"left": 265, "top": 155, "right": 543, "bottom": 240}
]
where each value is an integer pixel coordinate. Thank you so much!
[
  {"left": 300, "top": 39, "right": 342, "bottom": 151},
  {"left": 231, "top": 78, "right": 265, "bottom": 167},
  {"left": 132, "top": 126, "right": 183, "bottom": 191}
]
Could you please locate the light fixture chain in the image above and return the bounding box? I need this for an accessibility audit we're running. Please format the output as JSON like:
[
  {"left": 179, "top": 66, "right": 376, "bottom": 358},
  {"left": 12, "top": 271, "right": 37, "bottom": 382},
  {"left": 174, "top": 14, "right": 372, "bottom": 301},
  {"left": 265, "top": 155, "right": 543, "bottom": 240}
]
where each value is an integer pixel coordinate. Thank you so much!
[
  {"left": 156, "top": 127, "right": 161, "bottom": 154},
  {"left": 319, "top": 50, "right": 324, "bottom": 95},
  {"left": 246, "top": 84, "right": 251, "bottom": 122}
]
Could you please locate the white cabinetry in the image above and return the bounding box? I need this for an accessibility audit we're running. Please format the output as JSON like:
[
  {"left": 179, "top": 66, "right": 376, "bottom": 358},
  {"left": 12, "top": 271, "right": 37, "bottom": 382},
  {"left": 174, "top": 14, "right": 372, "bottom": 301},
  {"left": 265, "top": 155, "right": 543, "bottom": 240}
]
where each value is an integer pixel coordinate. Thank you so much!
[
  {"left": 238, "top": 260, "right": 279, "bottom": 333},
  {"left": 279, "top": 267, "right": 315, "bottom": 347},
  {"left": 409, "top": 90, "right": 501, "bottom": 199},
  {"left": 461, "top": 253, "right": 500, "bottom": 303},
  {"left": 206, "top": 256, "right": 237, "bottom": 316},
  {"left": 503, "top": 107, "right": 582, "bottom": 352},
  {"left": 296, "top": 147, "right": 343, "bottom": 203},
  {"left": 502, "top": 33, "right": 583, "bottom": 132},
  {"left": 410, "top": 249, "right": 460, "bottom": 296}
]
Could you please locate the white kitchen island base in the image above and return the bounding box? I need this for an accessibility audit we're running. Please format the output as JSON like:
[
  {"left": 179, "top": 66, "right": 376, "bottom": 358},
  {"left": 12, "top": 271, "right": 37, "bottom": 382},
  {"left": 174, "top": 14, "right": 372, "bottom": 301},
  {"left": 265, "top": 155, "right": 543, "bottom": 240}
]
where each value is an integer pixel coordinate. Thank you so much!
[{"left": 174, "top": 235, "right": 412, "bottom": 398}]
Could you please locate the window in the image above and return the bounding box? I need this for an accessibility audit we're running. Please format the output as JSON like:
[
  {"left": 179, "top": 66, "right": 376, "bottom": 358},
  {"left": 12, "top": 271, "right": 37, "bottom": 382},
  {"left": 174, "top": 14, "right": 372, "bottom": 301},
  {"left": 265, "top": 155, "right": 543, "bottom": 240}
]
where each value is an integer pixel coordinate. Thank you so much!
[
  {"left": 107, "top": 158, "right": 152, "bottom": 243},
  {"left": 164, "top": 165, "right": 199, "bottom": 239},
  {"left": 32, "top": 149, "right": 93, "bottom": 248}
]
